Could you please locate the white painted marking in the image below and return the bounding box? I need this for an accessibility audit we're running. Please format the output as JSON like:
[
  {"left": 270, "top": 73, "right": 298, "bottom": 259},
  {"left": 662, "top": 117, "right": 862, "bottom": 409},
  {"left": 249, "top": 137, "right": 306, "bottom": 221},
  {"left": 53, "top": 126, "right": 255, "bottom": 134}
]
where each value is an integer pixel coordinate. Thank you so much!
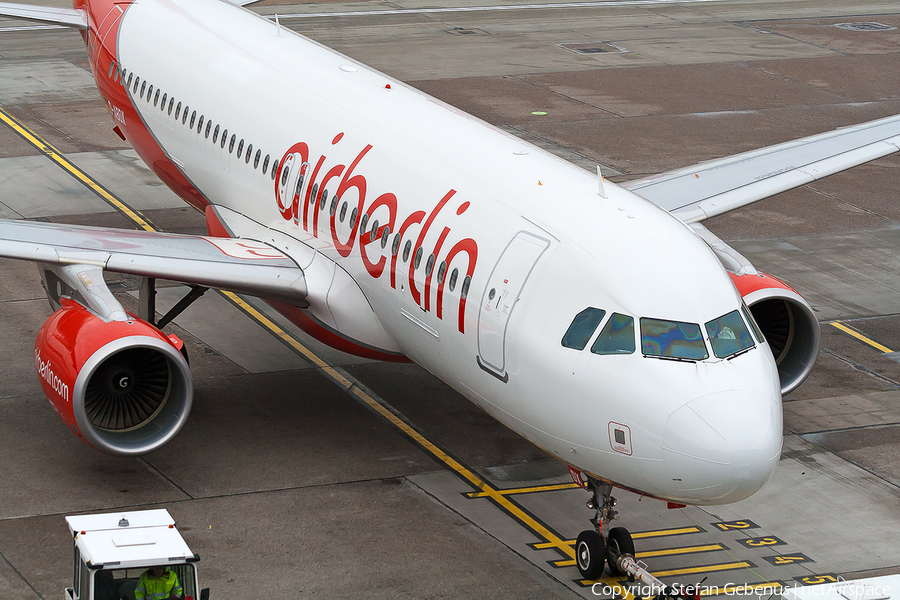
[{"left": 270, "top": 0, "right": 727, "bottom": 19}]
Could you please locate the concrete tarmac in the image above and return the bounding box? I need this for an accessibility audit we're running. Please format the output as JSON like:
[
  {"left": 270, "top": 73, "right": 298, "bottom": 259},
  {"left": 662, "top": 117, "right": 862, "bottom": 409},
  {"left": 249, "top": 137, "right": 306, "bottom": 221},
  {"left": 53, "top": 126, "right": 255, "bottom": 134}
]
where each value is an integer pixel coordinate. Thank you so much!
[{"left": 1, "top": 0, "right": 900, "bottom": 598}]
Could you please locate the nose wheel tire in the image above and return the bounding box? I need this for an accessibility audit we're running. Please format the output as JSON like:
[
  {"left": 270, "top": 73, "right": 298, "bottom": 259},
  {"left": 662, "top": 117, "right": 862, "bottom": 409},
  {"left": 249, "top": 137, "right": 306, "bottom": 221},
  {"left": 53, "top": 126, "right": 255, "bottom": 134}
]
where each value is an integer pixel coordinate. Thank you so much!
[
  {"left": 575, "top": 530, "right": 606, "bottom": 579},
  {"left": 606, "top": 527, "right": 635, "bottom": 575}
]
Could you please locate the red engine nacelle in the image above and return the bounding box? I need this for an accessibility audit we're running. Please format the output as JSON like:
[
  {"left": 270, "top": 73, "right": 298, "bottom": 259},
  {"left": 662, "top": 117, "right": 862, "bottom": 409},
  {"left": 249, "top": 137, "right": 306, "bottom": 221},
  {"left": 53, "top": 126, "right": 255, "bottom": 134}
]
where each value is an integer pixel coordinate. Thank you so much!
[
  {"left": 34, "top": 299, "right": 193, "bottom": 455},
  {"left": 729, "top": 272, "right": 820, "bottom": 396}
]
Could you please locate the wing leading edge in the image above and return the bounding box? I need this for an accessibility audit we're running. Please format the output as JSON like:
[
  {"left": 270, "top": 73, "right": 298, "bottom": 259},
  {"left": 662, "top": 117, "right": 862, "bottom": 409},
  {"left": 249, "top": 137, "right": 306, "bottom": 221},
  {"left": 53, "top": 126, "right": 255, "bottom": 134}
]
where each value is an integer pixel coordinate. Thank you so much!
[
  {"left": 623, "top": 114, "right": 900, "bottom": 223},
  {"left": 0, "top": 219, "right": 307, "bottom": 301},
  {"left": 0, "top": 2, "right": 87, "bottom": 28}
]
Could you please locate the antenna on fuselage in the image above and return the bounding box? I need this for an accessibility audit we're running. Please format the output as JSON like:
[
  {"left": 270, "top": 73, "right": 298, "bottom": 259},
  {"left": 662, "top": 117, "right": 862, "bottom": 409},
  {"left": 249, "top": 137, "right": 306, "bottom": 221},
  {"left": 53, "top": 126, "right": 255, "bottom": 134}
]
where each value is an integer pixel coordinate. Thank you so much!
[{"left": 597, "top": 165, "right": 607, "bottom": 198}]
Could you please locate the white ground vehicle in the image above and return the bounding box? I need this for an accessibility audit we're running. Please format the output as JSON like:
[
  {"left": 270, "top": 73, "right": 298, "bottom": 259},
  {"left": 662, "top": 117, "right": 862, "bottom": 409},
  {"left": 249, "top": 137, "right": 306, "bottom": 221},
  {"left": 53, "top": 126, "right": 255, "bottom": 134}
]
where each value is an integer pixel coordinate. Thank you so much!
[{"left": 65, "top": 509, "right": 209, "bottom": 600}]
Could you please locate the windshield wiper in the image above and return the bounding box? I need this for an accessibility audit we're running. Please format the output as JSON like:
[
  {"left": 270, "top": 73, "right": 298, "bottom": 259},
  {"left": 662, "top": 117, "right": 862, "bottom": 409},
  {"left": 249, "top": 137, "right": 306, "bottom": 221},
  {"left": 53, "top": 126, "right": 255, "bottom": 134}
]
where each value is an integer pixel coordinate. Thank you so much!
[
  {"left": 643, "top": 355, "right": 699, "bottom": 364},
  {"left": 726, "top": 346, "right": 756, "bottom": 361}
]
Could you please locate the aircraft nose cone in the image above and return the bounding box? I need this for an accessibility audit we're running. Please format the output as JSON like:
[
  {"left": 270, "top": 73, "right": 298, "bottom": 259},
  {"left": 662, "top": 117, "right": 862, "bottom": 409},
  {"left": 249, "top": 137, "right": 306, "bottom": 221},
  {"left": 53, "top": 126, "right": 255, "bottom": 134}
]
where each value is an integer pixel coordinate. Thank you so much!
[{"left": 663, "top": 390, "right": 782, "bottom": 504}]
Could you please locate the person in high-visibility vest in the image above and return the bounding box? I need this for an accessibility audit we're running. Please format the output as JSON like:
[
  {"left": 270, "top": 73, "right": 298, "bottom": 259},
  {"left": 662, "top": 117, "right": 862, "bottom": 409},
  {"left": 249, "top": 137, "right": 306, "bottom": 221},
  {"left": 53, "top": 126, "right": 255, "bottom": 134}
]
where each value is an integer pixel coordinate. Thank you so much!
[{"left": 135, "top": 566, "right": 183, "bottom": 600}]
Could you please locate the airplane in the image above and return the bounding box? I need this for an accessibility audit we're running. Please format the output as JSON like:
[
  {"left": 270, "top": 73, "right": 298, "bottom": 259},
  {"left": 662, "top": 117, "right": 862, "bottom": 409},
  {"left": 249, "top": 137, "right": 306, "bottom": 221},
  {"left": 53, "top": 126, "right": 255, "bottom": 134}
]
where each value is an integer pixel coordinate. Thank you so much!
[{"left": 1, "top": 0, "right": 899, "bottom": 581}]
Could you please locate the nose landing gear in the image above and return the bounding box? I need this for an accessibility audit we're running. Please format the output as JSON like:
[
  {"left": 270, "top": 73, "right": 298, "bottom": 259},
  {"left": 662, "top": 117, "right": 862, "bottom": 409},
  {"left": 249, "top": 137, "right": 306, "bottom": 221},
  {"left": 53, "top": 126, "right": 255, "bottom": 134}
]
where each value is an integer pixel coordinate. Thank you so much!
[
  {"left": 575, "top": 478, "right": 696, "bottom": 600},
  {"left": 575, "top": 480, "right": 635, "bottom": 579}
]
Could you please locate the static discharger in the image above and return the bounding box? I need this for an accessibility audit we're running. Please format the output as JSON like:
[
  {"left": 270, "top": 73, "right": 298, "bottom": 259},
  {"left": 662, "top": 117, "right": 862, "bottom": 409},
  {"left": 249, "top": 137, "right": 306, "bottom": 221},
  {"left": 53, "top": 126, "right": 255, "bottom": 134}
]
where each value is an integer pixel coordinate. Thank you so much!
[{"left": 597, "top": 165, "right": 607, "bottom": 198}]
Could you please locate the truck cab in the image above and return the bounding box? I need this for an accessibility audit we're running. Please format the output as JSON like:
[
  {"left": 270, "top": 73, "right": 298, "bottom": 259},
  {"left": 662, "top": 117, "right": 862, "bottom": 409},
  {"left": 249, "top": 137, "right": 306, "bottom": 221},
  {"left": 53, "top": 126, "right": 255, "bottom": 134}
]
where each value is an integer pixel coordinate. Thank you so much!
[{"left": 65, "top": 509, "right": 209, "bottom": 600}]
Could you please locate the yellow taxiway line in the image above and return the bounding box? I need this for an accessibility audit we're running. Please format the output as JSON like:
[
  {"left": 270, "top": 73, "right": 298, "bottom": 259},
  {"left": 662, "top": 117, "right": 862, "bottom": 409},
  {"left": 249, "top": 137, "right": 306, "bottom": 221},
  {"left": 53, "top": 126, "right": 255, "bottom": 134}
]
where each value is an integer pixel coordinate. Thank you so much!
[
  {"left": 829, "top": 321, "right": 894, "bottom": 353},
  {"left": 465, "top": 482, "right": 580, "bottom": 498},
  {"left": 553, "top": 543, "right": 726, "bottom": 567},
  {"left": 0, "top": 106, "right": 157, "bottom": 232},
  {"left": 533, "top": 525, "right": 705, "bottom": 552}
]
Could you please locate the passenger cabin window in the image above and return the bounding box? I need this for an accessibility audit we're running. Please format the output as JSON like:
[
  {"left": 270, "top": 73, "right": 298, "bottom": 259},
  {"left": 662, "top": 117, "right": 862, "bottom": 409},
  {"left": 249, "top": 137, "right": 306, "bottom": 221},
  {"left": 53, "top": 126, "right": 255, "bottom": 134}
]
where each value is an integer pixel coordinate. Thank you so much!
[
  {"left": 591, "top": 313, "right": 635, "bottom": 355},
  {"left": 461, "top": 275, "right": 471, "bottom": 299},
  {"left": 640, "top": 318, "right": 708, "bottom": 361},
  {"left": 561, "top": 307, "right": 606, "bottom": 350},
  {"left": 705, "top": 310, "right": 754, "bottom": 358}
]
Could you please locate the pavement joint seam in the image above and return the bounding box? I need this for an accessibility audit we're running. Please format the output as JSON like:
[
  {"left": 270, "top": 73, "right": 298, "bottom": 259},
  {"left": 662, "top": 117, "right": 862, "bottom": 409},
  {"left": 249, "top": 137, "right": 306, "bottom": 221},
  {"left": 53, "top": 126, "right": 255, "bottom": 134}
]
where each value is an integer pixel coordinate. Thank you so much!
[
  {"left": 820, "top": 347, "right": 900, "bottom": 388},
  {"left": 0, "top": 550, "right": 44, "bottom": 599}
]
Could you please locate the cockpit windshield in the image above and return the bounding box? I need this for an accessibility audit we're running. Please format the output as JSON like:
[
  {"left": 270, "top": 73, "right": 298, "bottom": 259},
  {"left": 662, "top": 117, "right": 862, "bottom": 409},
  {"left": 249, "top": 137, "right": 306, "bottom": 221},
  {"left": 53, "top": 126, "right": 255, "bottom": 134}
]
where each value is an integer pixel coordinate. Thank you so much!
[
  {"left": 640, "top": 318, "right": 708, "bottom": 361},
  {"left": 591, "top": 313, "right": 635, "bottom": 355},
  {"left": 561, "top": 307, "right": 606, "bottom": 350},
  {"left": 705, "top": 310, "right": 754, "bottom": 358}
]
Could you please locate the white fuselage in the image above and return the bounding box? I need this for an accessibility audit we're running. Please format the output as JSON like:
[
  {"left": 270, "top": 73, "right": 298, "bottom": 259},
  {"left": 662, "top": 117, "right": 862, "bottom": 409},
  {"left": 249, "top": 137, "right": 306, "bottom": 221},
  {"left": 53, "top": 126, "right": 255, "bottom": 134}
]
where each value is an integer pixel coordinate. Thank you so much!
[{"left": 100, "top": 0, "right": 783, "bottom": 505}]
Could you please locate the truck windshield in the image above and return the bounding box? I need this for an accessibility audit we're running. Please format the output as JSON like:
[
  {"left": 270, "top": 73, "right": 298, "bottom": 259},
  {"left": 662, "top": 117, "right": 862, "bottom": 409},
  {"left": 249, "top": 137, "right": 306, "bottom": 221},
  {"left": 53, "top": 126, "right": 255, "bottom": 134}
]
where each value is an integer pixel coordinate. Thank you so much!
[
  {"left": 640, "top": 318, "right": 708, "bottom": 360},
  {"left": 705, "top": 310, "right": 754, "bottom": 358},
  {"left": 95, "top": 564, "right": 196, "bottom": 600}
]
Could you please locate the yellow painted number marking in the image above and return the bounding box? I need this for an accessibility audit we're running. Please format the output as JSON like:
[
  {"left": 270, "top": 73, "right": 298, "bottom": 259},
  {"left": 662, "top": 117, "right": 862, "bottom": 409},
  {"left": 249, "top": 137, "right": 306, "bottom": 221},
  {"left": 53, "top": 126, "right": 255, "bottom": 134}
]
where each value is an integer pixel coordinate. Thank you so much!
[
  {"left": 798, "top": 575, "right": 838, "bottom": 585},
  {"left": 765, "top": 554, "right": 811, "bottom": 566},
  {"left": 740, "top": 536, "right": 784, "bottom": 548},
  {"left": 712, "top": 520, "right": 758, "bottom": 531}
]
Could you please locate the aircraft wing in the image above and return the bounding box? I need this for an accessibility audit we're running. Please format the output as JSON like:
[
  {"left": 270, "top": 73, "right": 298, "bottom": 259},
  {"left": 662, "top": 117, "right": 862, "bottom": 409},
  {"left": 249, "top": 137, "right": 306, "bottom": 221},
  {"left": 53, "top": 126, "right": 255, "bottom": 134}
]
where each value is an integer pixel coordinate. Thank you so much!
[
  {"left": 0, "top": 219, "right": 306, "bottom": 301},
  {"left": 0, "top": 2, "right": 87, "bottom": 28},
  {"left": 622, "top": 114, "right": 900, "bottom": 223}
]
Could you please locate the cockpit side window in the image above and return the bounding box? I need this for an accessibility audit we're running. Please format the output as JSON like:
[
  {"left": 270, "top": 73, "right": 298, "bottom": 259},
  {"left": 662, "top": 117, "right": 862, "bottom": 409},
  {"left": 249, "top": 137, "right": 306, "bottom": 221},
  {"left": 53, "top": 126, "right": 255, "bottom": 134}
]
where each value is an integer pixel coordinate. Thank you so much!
[
  {"left": 640, "top": 318, "right": 708, "bottom": 360},
  {"left": 561, "top": 308, "right": 606, "bottom": 350},
  {"left": 591, "top": 313, "right": 635, "bottom": 355},
  {"left": 706, "top": 310, "right": 754, "bottom": 358}
]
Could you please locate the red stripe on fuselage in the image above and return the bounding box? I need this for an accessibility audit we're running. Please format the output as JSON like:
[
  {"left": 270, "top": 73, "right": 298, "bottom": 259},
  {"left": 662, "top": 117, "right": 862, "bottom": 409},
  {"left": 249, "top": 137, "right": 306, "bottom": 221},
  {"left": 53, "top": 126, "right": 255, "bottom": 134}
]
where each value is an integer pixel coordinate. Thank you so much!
[{"left": 84, "top": 0, "right": 209, "bottom": 211}]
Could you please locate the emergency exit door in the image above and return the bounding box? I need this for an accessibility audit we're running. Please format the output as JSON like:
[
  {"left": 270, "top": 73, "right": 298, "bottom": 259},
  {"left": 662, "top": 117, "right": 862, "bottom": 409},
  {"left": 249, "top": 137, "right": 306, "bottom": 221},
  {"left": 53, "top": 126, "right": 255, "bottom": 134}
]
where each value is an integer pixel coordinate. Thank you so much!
[{"left": 477, "top": 231, "right": 550, "bottom": 381}]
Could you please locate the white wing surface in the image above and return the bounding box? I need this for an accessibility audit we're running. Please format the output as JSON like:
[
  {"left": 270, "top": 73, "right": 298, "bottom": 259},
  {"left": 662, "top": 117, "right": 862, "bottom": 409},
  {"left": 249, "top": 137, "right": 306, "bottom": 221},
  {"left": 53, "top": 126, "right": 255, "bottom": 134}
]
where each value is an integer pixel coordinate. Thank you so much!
[
  {"left": 622, "top": 114, "right": 900, "bottom": 223},
  {"left": 0, "top": 219, "right": 306, "bottom": 301},
  {"left": 0, "top": 2, "right": 87, "bottom": 28}
]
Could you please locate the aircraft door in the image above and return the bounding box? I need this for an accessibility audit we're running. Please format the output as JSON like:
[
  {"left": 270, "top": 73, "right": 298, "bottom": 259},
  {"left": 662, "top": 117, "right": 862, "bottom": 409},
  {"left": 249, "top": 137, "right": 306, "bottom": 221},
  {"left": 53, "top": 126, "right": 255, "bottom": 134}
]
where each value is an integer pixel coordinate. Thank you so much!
[{"left": 477, "top": 230, "right": 550, "bottom": 381}]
